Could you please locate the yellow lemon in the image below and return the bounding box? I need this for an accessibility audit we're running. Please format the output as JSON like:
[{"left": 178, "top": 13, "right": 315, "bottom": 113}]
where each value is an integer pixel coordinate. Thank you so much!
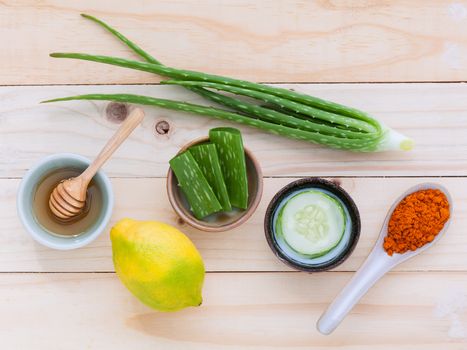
[{"left": 111, "top": 218, "right": 205, "bottom": 311}]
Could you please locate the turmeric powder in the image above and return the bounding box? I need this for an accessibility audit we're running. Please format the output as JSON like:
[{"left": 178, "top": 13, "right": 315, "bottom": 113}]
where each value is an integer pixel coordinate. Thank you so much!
[{"left": 383, "top": 189, "right": 450, "bottom": 256}]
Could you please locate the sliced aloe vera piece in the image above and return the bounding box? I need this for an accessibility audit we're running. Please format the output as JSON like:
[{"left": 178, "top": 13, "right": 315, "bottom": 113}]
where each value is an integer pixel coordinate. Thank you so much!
[
  {"left": 189, "top": 143, "right": 231, "bottom": 211},
  {"left": 277, "top": 190, "right": 345, "bottom": 257},
  {"left": 169, "top": 151, "right": 222, "bottom": 219},
  {"left": 209, "top": 127, "right": 248, "bottom": 209}
]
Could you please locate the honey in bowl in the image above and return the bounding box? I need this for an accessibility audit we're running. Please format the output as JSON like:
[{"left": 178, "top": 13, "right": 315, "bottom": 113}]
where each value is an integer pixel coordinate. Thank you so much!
[{"left": 32, "top": 168, "right": 103, "bottom": 237}]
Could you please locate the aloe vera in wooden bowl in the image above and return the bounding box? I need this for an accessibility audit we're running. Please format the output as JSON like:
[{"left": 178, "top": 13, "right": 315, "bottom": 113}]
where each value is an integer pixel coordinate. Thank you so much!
[{"left": 167, "top": 128, "right": 263, "bottom": 232}]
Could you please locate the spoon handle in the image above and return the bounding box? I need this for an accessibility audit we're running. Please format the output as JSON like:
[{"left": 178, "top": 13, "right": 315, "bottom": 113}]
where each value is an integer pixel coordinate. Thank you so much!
[
  {"left": 81, "top": 107, "right": 145, "bottom": 182},
  {"left": 317, "top": 253, "right": 393, "bottom": 335}
]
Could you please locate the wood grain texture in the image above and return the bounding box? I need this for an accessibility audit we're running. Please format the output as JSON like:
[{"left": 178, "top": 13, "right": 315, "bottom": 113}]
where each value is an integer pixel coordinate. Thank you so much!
[
  {"left": 2, "top": 177, "right": 465, "bottom": 272},
  {"left": 1, "top": 272, "right": 466, "bottom": 349},
  {"left": 2, "top": 2, "right": 467, "bottom": 347},
  {"left": 1, "top": 0, "right": 467, "bottom": 85},
  {"left": 2, "top": 83, "right": 467, "bottom": 178}
]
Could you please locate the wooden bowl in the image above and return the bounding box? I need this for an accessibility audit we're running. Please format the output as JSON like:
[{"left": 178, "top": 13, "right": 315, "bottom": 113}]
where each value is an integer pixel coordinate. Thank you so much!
[{"left": 167, "top": 137, "right": 263, "bottom": 232}]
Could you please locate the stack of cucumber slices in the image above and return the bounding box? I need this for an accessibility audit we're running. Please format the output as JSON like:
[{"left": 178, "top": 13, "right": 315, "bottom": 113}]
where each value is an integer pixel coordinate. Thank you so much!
[{"left": 276, "top": 190, "right": 346, "bottom": 258}]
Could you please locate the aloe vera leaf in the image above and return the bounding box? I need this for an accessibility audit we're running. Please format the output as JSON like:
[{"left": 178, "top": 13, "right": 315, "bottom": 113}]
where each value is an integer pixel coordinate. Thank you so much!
[
  {"left": 169, "top": 151, "right": 222, "bottom": 219},
  {"left": 49, "top": 52, "right": 413, "bottom": 151},
  {"left": 163, "top": 80, "right": 377, "bottom": 133},
  {"left": 78, "top": 15, "right": 370, "bottom": 140},
  {"left": 189, "top": 143, "right": 231, "bottom": 211},
  {"left": 186, "top": 86, "right": 377, "bottom": 140},
  {"left": 80, "top": 14, "right": 161, "bottom": 65},
  {"left": 42, "top": 94, "right": 380, "bottom": 151},
  {"left": 209, "top": 128, "right": 248, "bottom": 209}
]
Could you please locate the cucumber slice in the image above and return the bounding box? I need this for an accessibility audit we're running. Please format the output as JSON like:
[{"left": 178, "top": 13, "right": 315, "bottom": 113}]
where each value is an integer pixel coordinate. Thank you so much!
[{"left": 277, "top": 190, "right": 345, "bottom": 257}]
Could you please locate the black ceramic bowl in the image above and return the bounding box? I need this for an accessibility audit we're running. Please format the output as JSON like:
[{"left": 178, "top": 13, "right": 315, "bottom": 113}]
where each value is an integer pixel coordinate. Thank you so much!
[{"left": 264, "top": 178, "right": 361, "bottom": 272}]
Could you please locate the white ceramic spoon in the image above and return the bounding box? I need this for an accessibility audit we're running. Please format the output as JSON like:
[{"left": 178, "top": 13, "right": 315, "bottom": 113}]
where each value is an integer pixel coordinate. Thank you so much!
[{"left": 317, "top": 182, "right": 453, "bottom": 335}]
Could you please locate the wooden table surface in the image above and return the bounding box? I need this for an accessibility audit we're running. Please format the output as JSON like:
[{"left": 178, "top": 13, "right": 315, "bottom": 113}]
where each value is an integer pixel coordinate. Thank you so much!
[{"left": 2, "top": 1, "right": 467, "bottom": 349}]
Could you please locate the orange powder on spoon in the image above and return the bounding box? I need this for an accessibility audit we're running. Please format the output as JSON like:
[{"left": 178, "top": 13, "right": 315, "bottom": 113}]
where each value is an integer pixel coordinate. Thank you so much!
[{"left": 383, "top": 189, "right": 450, "bottom": 256}]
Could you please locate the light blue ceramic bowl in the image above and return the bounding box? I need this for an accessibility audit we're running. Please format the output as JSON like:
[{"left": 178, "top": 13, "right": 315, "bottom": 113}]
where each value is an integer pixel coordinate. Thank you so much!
[{"left": 17, "top": 153, "right": 114, "bottom": 250}]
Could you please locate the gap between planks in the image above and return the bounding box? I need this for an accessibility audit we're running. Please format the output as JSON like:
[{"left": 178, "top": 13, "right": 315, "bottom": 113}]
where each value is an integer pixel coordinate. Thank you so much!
[
  {"left": 2, "top": 81, "right": 467, "bottom": 87},
  {"left": 0, "top": 270, "right": 460, "bottom": 274},
  {"left": 3, "top": 175, "right": 467, "bottom": 180}
]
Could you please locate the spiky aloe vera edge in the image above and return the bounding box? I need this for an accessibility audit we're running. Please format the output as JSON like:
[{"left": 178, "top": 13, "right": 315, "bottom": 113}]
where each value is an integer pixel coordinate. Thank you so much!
[
  {"left": 169, "top": 151, "right": 222, "bottom": 219},
  {"left": 209, "top": 128, "right": 248, "bottom": 209}
]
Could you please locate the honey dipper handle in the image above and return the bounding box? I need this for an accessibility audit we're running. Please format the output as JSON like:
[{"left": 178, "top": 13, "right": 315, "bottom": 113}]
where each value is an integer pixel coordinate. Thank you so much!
[
  {"left": 316, "top": 252, "right": 394, "bottom": 335},
  {"left": 81, "top": 107, "right": 145, "bottom": 182}
]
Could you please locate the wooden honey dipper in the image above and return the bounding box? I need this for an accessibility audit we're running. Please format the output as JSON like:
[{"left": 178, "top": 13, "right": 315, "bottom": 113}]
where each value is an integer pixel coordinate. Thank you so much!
[{"left": 49, "top": 107, "right": 145, "bottom": 221}]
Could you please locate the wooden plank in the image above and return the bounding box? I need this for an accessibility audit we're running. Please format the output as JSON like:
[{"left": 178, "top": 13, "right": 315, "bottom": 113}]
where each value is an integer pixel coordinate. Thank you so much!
[
  {"left": 3, "top": 177, "right": 465, "bottom": 272},
  {"left": 1, "top": 272, "right": 466, "bottom": 349},
  {"left": 1, "top": 83, "right": 467, "bottom": 178},
  {"left": 1, "top": 1, "right": 467, "bottom": 85}
]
